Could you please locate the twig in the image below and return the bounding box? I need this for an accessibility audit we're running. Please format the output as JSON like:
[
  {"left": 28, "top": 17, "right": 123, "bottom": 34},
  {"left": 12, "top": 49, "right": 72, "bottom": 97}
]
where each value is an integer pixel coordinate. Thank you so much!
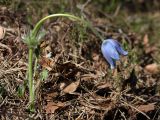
[
  {"left": 113, "top": 4, "right": 121, "bottom": 17},
  {"left": 0, "top": 97, "right": 7, "bottom": 107},
  {"left": 80, "top": 0, "right": 92, "bottom": 14},
  {"left": 119, "top": 109, "right": 127, "bottom": 120},
  {"left": 0, "top": 42, "right": 12, "bottom": 54},
  {"left": 121, "top": 99, "right": 150, "bottom": 119},
  {"left": 152, "top": 106, "right": 160, "bottom": 120},
  {"left": 123, "top": 93, "right": 146, "bottom": 103}
]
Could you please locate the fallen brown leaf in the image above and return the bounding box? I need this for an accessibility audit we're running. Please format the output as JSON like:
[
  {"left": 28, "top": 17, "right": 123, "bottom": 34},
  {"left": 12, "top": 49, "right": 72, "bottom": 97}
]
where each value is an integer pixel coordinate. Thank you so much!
[
  {"left": 45, "top": 102, "right": 65, "bottom": 113},
  {"left": 145, "top": 63, "right": 160, "bottom": 74},
  {"left": 39, "top": 57, "right": 54, "bottom": 71},
  {"left": 136, "top": 103, "right": 155, "bottom": 113},
  {"left": 63, "top": 80, "right": 80, "bottom": 94},
  {"left": 0, "top": 26, "right": 5, "bottom": 39}
]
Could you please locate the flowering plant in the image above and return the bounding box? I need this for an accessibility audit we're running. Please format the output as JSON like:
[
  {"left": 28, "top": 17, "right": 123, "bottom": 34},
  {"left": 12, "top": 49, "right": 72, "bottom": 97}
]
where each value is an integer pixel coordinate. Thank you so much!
[{"left": 22, "top": 14, "right": 103, "bottom": 111}]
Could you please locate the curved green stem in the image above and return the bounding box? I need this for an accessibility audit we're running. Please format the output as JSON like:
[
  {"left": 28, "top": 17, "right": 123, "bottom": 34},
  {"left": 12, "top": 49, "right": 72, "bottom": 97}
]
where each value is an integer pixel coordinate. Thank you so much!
[{"left": 32, "top": 13, "right": 103, "bottom": 41}]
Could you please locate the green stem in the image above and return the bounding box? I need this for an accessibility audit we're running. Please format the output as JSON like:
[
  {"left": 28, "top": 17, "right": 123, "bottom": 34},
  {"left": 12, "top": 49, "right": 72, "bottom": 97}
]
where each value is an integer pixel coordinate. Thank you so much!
[
  {"left": 32, "top": 13, "right": 103, "bottom": 41},
  {"left": 33, "top": 57, "right": 38, "bottom": 78},
  {"left": 28, "top": 48, "right": 34, "bottom": 111},
  {"left": 86, "top": 21, "right": 104, "bottom": 41}
]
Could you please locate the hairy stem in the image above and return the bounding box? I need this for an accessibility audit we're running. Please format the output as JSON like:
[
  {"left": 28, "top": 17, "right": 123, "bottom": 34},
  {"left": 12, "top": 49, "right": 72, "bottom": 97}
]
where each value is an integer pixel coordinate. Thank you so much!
[{"left": 28, "top": 48, "right": 34, "bottom": 111}]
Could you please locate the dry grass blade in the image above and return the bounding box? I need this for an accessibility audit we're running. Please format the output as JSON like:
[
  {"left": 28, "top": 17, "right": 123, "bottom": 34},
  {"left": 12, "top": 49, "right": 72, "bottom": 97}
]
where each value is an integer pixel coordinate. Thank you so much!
[
  {"left": 0, "top": 67, "right": 26, "bottom": 74},
  {"left": 121, "top": 100, "right": 151, "bottom": 120},
  {"left": 0, "top": 42, "right": 12, "bottom": 54}
]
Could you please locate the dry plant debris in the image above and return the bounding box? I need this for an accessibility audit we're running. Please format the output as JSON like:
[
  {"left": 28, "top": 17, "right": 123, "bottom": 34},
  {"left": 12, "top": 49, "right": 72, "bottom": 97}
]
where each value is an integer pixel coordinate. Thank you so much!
[{"left": 0, "top": 3, "right": 160, "bottom": 120}]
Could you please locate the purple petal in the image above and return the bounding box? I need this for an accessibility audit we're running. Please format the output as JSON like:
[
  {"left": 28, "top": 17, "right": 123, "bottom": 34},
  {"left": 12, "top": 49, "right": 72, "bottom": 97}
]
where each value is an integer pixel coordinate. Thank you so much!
[
  {"left": 116, "top": 46, "right": 128, "bottom": 55},
  {"left": 106, "top": 39, "right": 128, "bottom": 56},
  {"left": 101, "top": 49, "right": 116, "bottom": 69},
  {"left": 101, "top": 40, "right": 120, "bottom": 60}
]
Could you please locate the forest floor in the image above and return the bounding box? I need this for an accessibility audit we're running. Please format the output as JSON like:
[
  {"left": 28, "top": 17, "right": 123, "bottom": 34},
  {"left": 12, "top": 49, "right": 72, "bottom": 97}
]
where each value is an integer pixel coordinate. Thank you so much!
[{"left": 0, "top": 1, "right": 160, "bottom": 120}]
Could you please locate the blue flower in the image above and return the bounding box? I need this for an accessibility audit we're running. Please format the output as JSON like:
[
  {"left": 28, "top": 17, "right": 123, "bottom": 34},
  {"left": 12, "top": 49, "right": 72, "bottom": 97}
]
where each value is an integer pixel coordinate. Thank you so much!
[{"left": 101, "top": 39, "right": 128, "bottom": 69}]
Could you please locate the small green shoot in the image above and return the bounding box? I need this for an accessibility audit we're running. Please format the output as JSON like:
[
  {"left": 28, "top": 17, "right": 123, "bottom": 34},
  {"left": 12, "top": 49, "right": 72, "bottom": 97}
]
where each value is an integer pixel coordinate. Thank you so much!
[
  {"left": 17, "top": 84, "right": 25, "bottom": 97},
  {"left": 40, "top": 69, "right": 48, "bottom": 81}
]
